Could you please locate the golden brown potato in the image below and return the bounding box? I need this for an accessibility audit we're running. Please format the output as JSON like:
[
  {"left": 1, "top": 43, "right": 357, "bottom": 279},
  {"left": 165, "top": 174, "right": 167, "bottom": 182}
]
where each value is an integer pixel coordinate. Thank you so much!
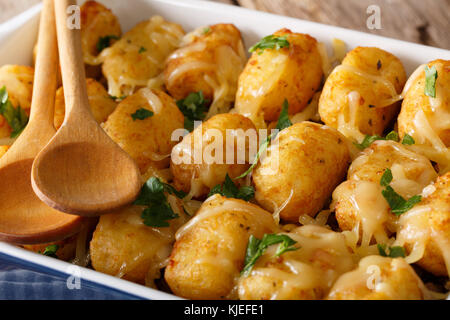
[
  {"left": 22, "top": 235, "right": 77, "bottom": 262},
  {"left": 235, "top": 29, "right": 323, "bottom": 129},
  {"left": 253, "top": 122, "right": 350, "bottom": 223},
  {"left": 0, "top": 146, "right": 9, "bottom": 158},
  {"left": 0, "top": 65, "right": 34, "bottom": 139},
  {"left": 332, "top": 140, "right": 437, "bottom": 246},
  {"left": 90, "top": 201, "right": 188, "bottom": 286},
  {"left": 170, "top": 113, "right": 257, "bottom": 198},
  {"left": 54, "top": 78, "right": 116, "bottom": 129},
  {"left": 165, "top": 195, "right": 277, "bottom": 300},
  {"left": 319, "top": 47, "right": 406, "bottom": 142},
  {"left": 81, "top": 1, "right": 122, "bottom": 63},
  {"left": 396, "top": 172, "right": 450, "bottom": 277},
  {"left": 101, "top": 16, "right": 184, "bottom": 97},
  {"left": 238, "top": 225, "right": 355, "bottom": 300},
  {"left": 164, "top": 24, "right": 246, "bottom": 116},
  {"left": 398, "top": 60, "right": 450, "bottom": 147},
  {"left": 102, "top": 88, "right": 184, "bottom": 173},
  {"left": 327, "top": 256, "right": 429, "bottom": 300}
]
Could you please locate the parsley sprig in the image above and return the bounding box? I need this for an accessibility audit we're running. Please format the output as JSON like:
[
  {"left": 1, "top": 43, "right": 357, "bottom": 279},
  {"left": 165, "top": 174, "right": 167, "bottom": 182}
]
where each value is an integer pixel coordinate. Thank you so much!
[
  {"left": 380, "top": 168, "right": 422, "bottom": 216},
  {"left": 249, "top": 35, "right": 290, "bottom": 55},
  {"left": 424, "top": 65, "right": 438, "bottom": 98},
  {"left": 377, "top": 244, "right": 406, "bottom": 258},
  {"left": 134, "top": 177, "right": 187, "bottom": 228},
  {"left": 354, "top": 131, "right": 415, "bottom": 150},
  {"left": 131, "top": 108, "right": 154, "bottom": 121},
  {"left": 0, "top": 86, "right": 29, "bottom": 138},
  {"left": 176, "top": 91, "right": 208, "bottom": 132},
  {"left": 242, "top": 234, "right": 299, "bottom": 276},
  {"left": 40, "top": 244, "right": 59, "bottom": 258},
  {"left": 236, "top": 99, "right": 292, "bottom": 179},
  {"left": 208, "top": 174, "right": 255, "bottom": 201},
  {"left": 96, "top": 35, "right": 119, "bottom": 53}
]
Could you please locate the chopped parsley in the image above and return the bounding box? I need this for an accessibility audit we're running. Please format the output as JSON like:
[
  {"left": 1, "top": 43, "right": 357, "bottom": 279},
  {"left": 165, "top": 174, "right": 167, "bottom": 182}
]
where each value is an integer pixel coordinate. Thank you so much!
[
  {"left": 377, "top": 244, "right": 406, "bottom": 258},
  {"left": 134, "top": 177, "right": 187, "bottom": 228},
  {"left": 109, "top": 94, "right": 127, "bottom": 101},
  {"left": 176, "top": 91, "right": 208, "bottom": 132},
  {"left": 424, "top": 65, "right": 438, "bottom": 98},
  {"left": 131, "top": 108, "right": 154, "bottom": 121},
  {"left": 401, "top": 133, "right": 415, "bottom": 145},
  {"left": 236, "top": 99, "right": 292, "bottom": 179},
  {"left": 354, "top": 131, "right": 400, "bottom": 150},
  {"left": 242, "top": 234, "right": 298, "bottom": 277},
  {"left": 202, "top": 27, "right": 211, "bottom": 35},
  {"left": 380, "top": 168, "right": 422, "bottom": 216},
  {"left": 208, "top": 174, "right": 255, "bottom": 201},
  {"left": 0, "top": 86, "right": 29, "bottom": 138},
  {"left": 138, "top": 46, "right": 147, "bottom": 54},
  {"left": 249, "top": 35, "right": 290, "bottom": 55},
  {"left": 41, "top": 244, "right": 59, "bottom": 258},
  {"left": 96, "top": 35, "right": 119, "bottom": 53}
]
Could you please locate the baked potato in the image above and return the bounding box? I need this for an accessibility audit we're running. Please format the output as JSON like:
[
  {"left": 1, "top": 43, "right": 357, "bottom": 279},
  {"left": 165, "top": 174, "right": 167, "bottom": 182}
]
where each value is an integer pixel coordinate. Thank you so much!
[
  {"left": 170, "top": 113, "right": 257, "bottom": 198},
  {"left": 238, "top": 225, "right": 355, "bottom": 300},
  {"left": 319, "top": 47, "right": 406, "bottom": 142},
  {"left": 253, "top": 122, "right": 350, "bottom": 223},
  {"left": 235, "top": 29, "right": 323, "bottom": 129},
  {"left": 327, "top": 255, "right": 430, "bottom": 300},
  {"left": 164, "top": 195, "right": 277, "bottom": 300},
  {"left": 0, "top": 65, "right": 34, "bottom": 139},
  {"left": 101, "top": 16, "right": 184, "bottom": 97},
  {"left": 164, "top": 24, "right": 246, "bottom": 116},
  {"left": 395, "top": 171, "right": 450, "bottom": 277},
  {"left": 332, "top": 140, "right": 437, "bottom": 246},
  {"left": 54, "top": 78, "right": 116, "bottom": 129},
  {"left": 102, "top": 88, "right": 184, "bottom": 173}
]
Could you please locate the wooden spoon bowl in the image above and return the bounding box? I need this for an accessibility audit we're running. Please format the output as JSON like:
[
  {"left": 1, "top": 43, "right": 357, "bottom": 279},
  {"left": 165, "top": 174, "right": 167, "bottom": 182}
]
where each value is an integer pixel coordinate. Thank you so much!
[{"left": 31, "top": 0, "right": 141, "bottom": 216}]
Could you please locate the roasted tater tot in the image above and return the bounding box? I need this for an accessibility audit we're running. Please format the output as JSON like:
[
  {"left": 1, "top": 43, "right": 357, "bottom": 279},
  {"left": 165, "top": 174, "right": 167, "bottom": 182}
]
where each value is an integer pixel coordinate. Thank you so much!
[
  {"left": 0, "top": 65, "right": 34, "bottom": 139},
  {"left": 54, "top": 78, "right": 117, "bottom": 129},
  {"left": 238, "top": 225, "right": 355, "bottom": 300},
  {"left": 332, "top": 140, "right": 438, "bottom": 246},
  {"left": 101, "top": 16, "right": 184, "bottom": 97},
  {"left": 164, "top": 24, "right": 246, "bottom": 116},
  {"left": 327, "top": 256, "right": 431, "bottom": 300},
  {"left": 170, "top": 113, "right": 257, "bottom": 198},
  {"left": 396, "top": 172, "right": 450, "bottom": 277},
  {"left": 253, "top": 122, "right": 350, "bottom": 223},
  {"left": 102, "top": 88, "right": 184, "bottom": 173},
  {"left": 319, "top": 47, "right": 406, "bottom": 142},
  {"left": 0, "top": 146, "right": 9, "bottom": 158},
  {"left": 90, "top": 202, "right": 188, "bottom": 286},
  {"left": 235, "top": 29, "right": 323, "bottom": 129},
  {"left": 165, "top": 195, "right": 277, "bottom": 300}
]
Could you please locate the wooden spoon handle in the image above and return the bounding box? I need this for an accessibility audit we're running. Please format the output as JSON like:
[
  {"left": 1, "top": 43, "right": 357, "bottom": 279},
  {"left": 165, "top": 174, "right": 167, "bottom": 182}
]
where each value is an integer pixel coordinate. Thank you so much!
[
  {"left": 28, "top": 0, "right": 58, "bottom": 126},
  {"left": 54, "top": 0, "right": 91, "bottom": 122}
]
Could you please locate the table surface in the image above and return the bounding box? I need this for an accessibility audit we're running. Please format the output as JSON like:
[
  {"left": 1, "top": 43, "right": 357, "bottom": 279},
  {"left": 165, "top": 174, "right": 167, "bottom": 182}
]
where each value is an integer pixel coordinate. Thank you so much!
[{"left": 1, "top": 0, "right": 449, "bottom": 50}]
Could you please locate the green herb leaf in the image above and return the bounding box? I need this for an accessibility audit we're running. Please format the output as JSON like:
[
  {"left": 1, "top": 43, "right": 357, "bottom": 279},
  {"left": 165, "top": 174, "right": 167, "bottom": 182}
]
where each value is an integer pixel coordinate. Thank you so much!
[
  {"left": 131, "top": 108, "right": 154, "bottom": 121},
  {"left": 96, "top": 35, "right": 119, "bottom": 53},
  {"left": 235, "top": 135, "right": 272, "bottom": 180},
  {"left": 424, "top": 65, "right": 438, "bottom": 98},
  {"left": 208, "top": 174, "right": 255, "bottom": 201},
  {"left": 382, "top": 186, "right": 422, "bottom": 216},
  {"left": 176, "top": 91, "right": 208, "bottom": 132},
  {"left": 138, "top": 46, "right": 147, "bottom": 54},
  {"left": 202, "top": 27, "right": 211, "bottom": 35},
  {"left": 354, "top": 135, "right": 384, "bottom": 150},
  {"left": 134, "top": 177, "right": 185, "bottom": 227},
  {"left": 401, "top": 134, "right": 415, "bottom": 145},
  {"left": 385, "top": 131, "right": 400, "bottom": 142},
  {"left": 109, "top": 95, "right": 127, "bottom": 101},
  {"left": 0, "top": 86, "right": 29, "bottom": 138},
  {"left": 242, "top": 234, "right": 298, "bottom": 276},
  {"left": 276, "top": 99, "right": 292, "bottom": 131},
  {"left": 42, "top": 244, "right": 59, "bottom": 258},
  {"left": 377, "top": 244, "right": 406, "bottom": 258},
  {"left": 249, "top": 35, "right": 290, "bottom": 55},
  {"left": 380, "top": 168, "right": 393, "bottom": 187}
]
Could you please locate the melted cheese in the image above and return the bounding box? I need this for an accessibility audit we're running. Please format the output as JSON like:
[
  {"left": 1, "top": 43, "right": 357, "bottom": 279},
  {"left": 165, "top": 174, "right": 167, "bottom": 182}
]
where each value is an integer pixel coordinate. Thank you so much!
[
  {"left": 139, "top": 88, "right": 163, "bottom": 115},
  {"left": 337, "top": 91, "right": 366, "bottom": 143}
]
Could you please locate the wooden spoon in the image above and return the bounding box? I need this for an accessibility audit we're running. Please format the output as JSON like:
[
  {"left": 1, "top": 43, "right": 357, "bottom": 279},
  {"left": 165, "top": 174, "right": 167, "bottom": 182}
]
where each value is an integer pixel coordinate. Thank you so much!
[
  {"left": 31, "top": 0, "right": 141, "bottom": 216},
  {"left": 0, "top": 0, "right": 83, "bottom": 244}
]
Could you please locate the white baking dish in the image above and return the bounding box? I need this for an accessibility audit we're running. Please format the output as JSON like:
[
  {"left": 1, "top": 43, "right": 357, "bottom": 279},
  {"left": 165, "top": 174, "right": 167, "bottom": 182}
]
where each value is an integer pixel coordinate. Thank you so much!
[{"left": 0, "top": 0, "right": 448, "bottom": 300}]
